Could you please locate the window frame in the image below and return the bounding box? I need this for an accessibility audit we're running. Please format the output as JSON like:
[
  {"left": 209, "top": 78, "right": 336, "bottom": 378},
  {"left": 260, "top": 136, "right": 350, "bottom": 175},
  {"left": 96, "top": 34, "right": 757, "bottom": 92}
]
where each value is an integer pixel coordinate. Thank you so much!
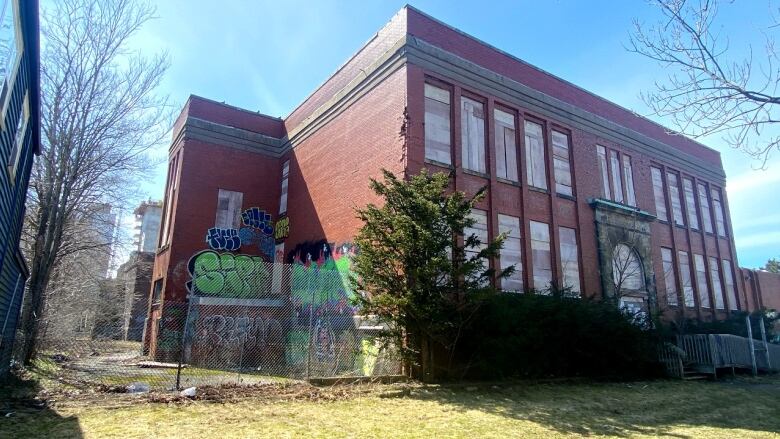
[
  {"left": 529, "top": 220, "right": 552, "bottom": 290},
  {"left": 215, "top": 189, "right": 244, "bottom": 229},
  {"left": 460, "top": 93, "right": 487, "bottom": 174},
  {"left": 551, "top": 128, "right": 573, "bottom": 197},
  {"left": 494, "top": 106, "right": 519, "bottom": 182},
  {"left": 0, "top": 0, "right": 24, "bottom": 129},
  {"left": 661, "top": 247, "right": 678, "bottom": 307},
  {"left": 423, "top": 81, "right": 453, "bottom": 166},
  {"left": 651, "top": 166, "right": 668, "bottom": 222},
  {"left": 682, "top": 177, "right": 699, "bottom": 230},
  {"left": 558, "top": 226, "right": 580, "bottom": 294},
  {"left": 523, "top": 118, "right": 548, "bottom": 190},
  {"left": 498, "top": 213, "right": 523, "bottom": 292}
]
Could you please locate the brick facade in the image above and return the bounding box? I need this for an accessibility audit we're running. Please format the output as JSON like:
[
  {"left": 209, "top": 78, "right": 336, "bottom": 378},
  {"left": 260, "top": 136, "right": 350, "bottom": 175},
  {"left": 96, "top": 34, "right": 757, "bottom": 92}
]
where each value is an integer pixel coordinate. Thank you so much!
[{"left": 145, "top": 6, "right": 778, "bottom": 357}]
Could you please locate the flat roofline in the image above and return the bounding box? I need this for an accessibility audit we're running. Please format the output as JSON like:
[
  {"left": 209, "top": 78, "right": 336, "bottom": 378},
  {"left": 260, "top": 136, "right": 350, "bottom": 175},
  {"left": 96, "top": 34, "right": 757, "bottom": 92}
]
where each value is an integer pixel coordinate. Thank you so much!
[
  {"left": 187, "top": 94, "right": 283, "bottom": 121},
  {"left": 403, "top": 4, "right": 720, "bottom": 158}
]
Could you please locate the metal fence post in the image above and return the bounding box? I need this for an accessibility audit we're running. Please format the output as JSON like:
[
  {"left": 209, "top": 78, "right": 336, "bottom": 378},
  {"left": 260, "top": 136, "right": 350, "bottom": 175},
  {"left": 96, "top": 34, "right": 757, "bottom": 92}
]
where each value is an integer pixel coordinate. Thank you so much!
[
  {"left": 760, "top": 317, "right": 770, "bottom": 370},
  {"left": 307, "top": 269, "right": 313, "bottom": 380},
  {"left": 746, "top": 315, "right": 757, "bottom": 377},
  {"left": 176, "top": 297, "right": 195, "bottom": 390}
]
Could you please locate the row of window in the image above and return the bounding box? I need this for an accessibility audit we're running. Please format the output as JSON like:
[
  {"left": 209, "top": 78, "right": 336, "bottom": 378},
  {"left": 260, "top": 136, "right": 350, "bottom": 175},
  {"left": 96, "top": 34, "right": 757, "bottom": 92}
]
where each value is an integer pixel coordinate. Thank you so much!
[
  {"left": 596, "top": 145, "right": 637, "bottom": 206},
  {"left": 651, "top": 167, "right": 727, "bottom": 237},
  {"left": 424, "top": 83, "right": 574, "bottom": 195},
  {"left": 660, "top": 247, "right": 738, "bottom": 310},
  {"left": 464, "top": 209, "right": 580, "bottom": 293}
]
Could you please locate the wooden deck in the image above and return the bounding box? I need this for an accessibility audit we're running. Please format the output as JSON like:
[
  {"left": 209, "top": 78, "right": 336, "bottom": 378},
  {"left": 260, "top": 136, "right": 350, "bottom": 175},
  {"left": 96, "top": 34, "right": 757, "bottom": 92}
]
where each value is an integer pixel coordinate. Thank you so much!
[{"left": 660, "top": 333, "right": 779, "bottom": 379}]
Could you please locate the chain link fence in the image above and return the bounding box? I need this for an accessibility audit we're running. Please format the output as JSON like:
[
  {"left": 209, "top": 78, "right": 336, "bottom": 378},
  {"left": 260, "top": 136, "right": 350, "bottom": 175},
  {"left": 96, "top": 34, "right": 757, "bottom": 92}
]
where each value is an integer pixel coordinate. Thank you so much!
[{"left": 22, "top": 257, "right": 401, "bottom": 391}]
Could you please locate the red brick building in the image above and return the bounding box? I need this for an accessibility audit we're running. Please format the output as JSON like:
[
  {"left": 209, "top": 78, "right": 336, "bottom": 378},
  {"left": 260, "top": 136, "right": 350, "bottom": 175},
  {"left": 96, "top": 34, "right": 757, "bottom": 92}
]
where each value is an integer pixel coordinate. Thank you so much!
[{"left": 147, "top": 6, "right": 779, "bottom": 357}]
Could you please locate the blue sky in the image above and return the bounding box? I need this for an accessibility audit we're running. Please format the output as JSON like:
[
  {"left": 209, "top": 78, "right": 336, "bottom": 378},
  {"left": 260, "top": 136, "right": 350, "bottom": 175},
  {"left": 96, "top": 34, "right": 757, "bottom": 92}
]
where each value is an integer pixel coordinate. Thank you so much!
[{"left": 120, "top": 0, "right": 780, "bottom": 268}]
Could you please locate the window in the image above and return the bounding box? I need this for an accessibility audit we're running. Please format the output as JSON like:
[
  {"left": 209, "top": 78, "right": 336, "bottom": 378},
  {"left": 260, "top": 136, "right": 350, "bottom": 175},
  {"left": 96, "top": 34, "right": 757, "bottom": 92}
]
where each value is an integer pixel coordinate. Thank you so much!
[
  {"left": 525, "top": 120, "right": 547, "bottom": 190},
  {"left": 215, "top": 189, "right": 243, "bottom": 229},
  {"left": 279, "top": 160, "right": 289, "bottom": 214},
  {"left": 609, "top": 150, "right": 624, "bottom": 203},
  {"left": 498, "top": 214, "right": 523, "bottom": 291},
  {"left": 465, "top": 209, "right": 489, "bottom": 284},
  {"left": 597, "top": 145, "right": 611, "bottom": 199},
  {"left": 722, "top": 260, "right": 738, "bottom": 310},
  {"left": 6, "top": 91, "right": 27, "bottom": 180},
  {"left": 151, "top": 279, "right": 163, "bottom": 304},
  {"left": 0, "top": 0, "right": 21, "bottom": 112},
  {"left": 494, "top": 109, "right": 518, "bottom": 181},
  {"left": 711, "top": 188, "right": 726, "bottom": 237},
  {"left": 697, "top": 183, "right": 713, "bottom": 233},
  {"left": 667, "top": 173, "right": 685, "bottom": 226},
  {"left": 552, "top": 130, "right": 573, "bottom": 196},
  {"left": 530, "top": 221, "right": 552, "bottom": 289},
  {"left": 622, "top": 155, "right": 636, "bottom": 206},
  {"left": 693, "top": 254, "right": 710, "bottom": 308},
  {"left": 708, "top": 256, "right": 725, "bottom": 310},
  {"left": 272, "top": 243, "right": 285, "bottom": 295},
  {"left": 613, "top": 244, "right": 644, "bottom": 292},
  {"left": 159, "top": 151, "right": 181, "bottom": 246},
  {"left": 661, "top": 248, "right": 678, "bottom": 306},
  {"left": 461, "top": 96, "right": 486, "bottom": 173},
  {"left": 678, "top": 251, "right": 695, "bottom": 307},
  {"left": 424, "top": 83, "right": 452, "bottom": 164},
  {"left": 651, "top": 167, "right": 668, "bottom": 221},
  {"left": 682, "top": 178, "right": 699, "bottom": 230},
  {"left": 559, "top": 227, "right": 580, "bottom": 293}
]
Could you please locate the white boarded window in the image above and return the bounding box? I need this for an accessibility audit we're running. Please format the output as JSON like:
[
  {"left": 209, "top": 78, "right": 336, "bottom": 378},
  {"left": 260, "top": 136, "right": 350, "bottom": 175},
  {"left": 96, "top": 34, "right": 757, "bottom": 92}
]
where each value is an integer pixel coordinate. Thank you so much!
[
  {"left": 279, "top": 160, "right": 289, "bottom": 214},
  {"left": 160, "top": 152, "right": 181, "bottom": 246},
  {"left": 465, "top": 209, "right": 489, "bottom": 284},
  {"left": 494, "top": 109, "right": 518, "bottom": 181},
  {"left": 661, "top": 248, "right": 678, "bottom": 306},
  {"left": 712, "top": 188, "right": 726, "bottom": 237},
  {"left": 613, "top": 244, "right": 644, "bottom": 292},
  {"left": 694, "top": 254, "right": 710, "bottom": 308},
  {"left": 622, "top": 155, "right": 636, "bottom": 206},
  {"left": 667, "top": 173, "right": 685, "bottom": 226},
  {"left": 530, "top": 221, "right": 552, "bottom": 290},
  {"left": 651, "top": 167, "right": 667, "bottom": 221},
  {"left": 215, "top": 189, "right": 243, "bottom": 229},
  {"left": 498, "top": 214, "right": 523, "bottom": 292},
  {"left": 698, "top": 182, "right": 713, "bottom": 234},
  {"left": 683, "top": 178, "right": 699, "bottom": 230},
  {"left": 552, "top": 130, "right": 573, "bottom": 196},
  {"left": 525, "top": 121, "right": 547, "bottom": 190},
  {"left": 424, "top": 83, "right": 452, "bottom": 164},
  {"left": 559, "top": 227, "right": 580, "bottom": 293},
  {"left": 461, "top": 96, "right": 486, "bottom": 173},
  {"left": 722, "top": 260, "right": 738, "bottom": 310},
  {"left": 709, "top": 256, "right": 725, "bottom": 310},
  {"left": 678, "top": 250, "right": 695, "bottom": 307},
  {"left": 609, "top": 150, "right": 623, "bottom": 203},
  {"left": 597, "top": 145, "right": 611, "bottom": 199}
]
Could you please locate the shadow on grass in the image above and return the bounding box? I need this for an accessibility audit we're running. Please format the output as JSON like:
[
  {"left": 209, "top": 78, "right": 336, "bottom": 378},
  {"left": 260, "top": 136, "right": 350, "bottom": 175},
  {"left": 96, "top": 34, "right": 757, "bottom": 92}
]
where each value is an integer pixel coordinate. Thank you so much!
[
  {"left": 0, "top": 373, "right": 84, "bottom": 438},
  {"left": 407, "top": 376, "right": 780, "bottom": 437}
]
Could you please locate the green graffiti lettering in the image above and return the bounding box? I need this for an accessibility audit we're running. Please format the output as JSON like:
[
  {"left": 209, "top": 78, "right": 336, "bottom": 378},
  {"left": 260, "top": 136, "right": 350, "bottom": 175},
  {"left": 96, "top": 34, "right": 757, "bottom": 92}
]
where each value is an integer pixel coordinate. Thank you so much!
[{"left": 189, "top": 250, "right": 273, "bottom": 298}]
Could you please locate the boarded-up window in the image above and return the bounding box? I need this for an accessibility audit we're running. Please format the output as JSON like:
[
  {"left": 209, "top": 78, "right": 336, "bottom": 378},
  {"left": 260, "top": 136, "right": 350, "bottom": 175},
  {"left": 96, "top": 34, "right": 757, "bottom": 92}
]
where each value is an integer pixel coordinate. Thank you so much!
[
  {"left": 498, "top": 214, "right": 523, "bottom": 292},
  {"left": 694, "top": 254, "right": 710, "bottom": 308},
  {"left": 709, "top": 256, "right": 725, "bottom": 310},
  {"left": 160, "top": 151, "right": 181, "bottom": 246},
  {"left": 424, "top": 84, "right": 451, "bottom": 164},
  {"left": 530, "top": 221, "right": 552, "bottom": 290},
  {"left": 622, "top": 155, "right": 636, "bottom": 206},
  {"left": 651, "top": 167, "right": 668, "bottom": 221},
  {"left": 215, "top": 189, "right": 243, "bottom": 229},
  {"left": 559, "top": 227, "right": 580, "bottom": 293},
  {"left": 465, "top": 209, "right": 488, "bottom": 284},
  {"left": 722, "top": 259, "right": 738, "bottom": 310},
  {"left": 494, "top": 109, "right": 518, "bottom": 181},
  {"left": 661, "top": 248, "right": 678, "bottom": 306},
  {"left": 597, "top": 145, "right": 611, "bottom": 199},
  {"left": 279, "top": 160, "right": 289, "bottom": 214},
  {"left": 613, "top": 244, "right": 644, "bottom": 291},
  {"left": 609, "top": 150, "right": 624, "bottom": 203},
  {"left": 461, "top": 96, "right": 486, "bottom": 173},
  {"left": 667, "top": 173, "right": 685, "bottom": 226},
  {"left": 552, "top": 130, "right": 573, "bottom": 196},
  {"left": 698, "top": 182, "right": 713, "bottom": 233},
  {"left": 525, "top": 121, "right": 547, "bottom": 190},
  {"left": 683, "top": 178, "right": 699, "bottom": 230},
  {"left": 712, "top": 188, "right": 726, "bottom": 237},
  {"left": 678, "top": 251, "right": 695, "bottom": 307}
]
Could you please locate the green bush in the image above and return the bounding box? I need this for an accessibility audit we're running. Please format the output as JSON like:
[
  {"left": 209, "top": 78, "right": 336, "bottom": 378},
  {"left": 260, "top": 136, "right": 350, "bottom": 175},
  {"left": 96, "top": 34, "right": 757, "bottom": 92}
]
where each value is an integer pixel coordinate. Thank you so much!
[{"left": 459, "top": 292, "right": 663, "bottom": 379}]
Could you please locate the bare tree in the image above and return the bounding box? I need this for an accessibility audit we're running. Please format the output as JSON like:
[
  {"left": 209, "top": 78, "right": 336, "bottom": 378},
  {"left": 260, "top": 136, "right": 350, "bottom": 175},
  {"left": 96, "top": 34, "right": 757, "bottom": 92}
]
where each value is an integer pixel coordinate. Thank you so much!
[
  {"left": 19, "top": 0, "right": 170, "bottom": 364},
  {"left": 630, "top": 0, "right": 780, "bottom": 165}
]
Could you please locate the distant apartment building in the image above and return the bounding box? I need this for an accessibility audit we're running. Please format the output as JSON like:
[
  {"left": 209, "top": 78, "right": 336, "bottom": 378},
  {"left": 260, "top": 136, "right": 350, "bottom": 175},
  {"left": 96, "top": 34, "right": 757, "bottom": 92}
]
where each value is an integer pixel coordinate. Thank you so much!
[
  {"left": 0, "top": 0, "right": 39, "bottom": 374},
  {"left": 118, "top": 200, "right": 161, "bottom": 341},
  {"left": 146, "top": 6, "right": 778, "bottom": 357}
]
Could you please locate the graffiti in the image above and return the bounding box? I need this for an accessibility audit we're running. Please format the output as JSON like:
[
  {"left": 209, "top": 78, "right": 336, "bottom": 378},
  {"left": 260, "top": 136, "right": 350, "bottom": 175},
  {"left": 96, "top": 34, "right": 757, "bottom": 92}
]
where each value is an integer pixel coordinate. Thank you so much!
[
  {"left": 187, "top": 250, "right": 271, "bottom": 298},
  {"left": 197, "top": 314, "right": 282, "bottom": 349},
  {"left": 274, "top": 217, "right": 290, "bottom": 240},
  {"left": 238, "top": 227, "right": 275, "bottom": 260},
  {"left": 206, "top": 227, "right": 241, "bottom": 251},
  {"left": 241, "top": 207, "right": 273, "bottom": 234}
]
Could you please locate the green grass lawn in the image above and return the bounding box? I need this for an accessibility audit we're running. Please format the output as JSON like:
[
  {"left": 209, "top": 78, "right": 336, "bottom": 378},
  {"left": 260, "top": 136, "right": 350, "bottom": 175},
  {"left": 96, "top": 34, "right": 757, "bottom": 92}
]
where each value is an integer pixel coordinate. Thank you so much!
[{"left": 2, "top": 375, "right": 779, "bottom": 438}]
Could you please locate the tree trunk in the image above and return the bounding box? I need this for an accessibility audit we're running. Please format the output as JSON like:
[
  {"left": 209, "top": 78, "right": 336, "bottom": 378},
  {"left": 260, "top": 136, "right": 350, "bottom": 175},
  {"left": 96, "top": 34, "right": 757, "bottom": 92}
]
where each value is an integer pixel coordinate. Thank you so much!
[{"left": 21, "top": 252, "right": 54, "bottom": 364}]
